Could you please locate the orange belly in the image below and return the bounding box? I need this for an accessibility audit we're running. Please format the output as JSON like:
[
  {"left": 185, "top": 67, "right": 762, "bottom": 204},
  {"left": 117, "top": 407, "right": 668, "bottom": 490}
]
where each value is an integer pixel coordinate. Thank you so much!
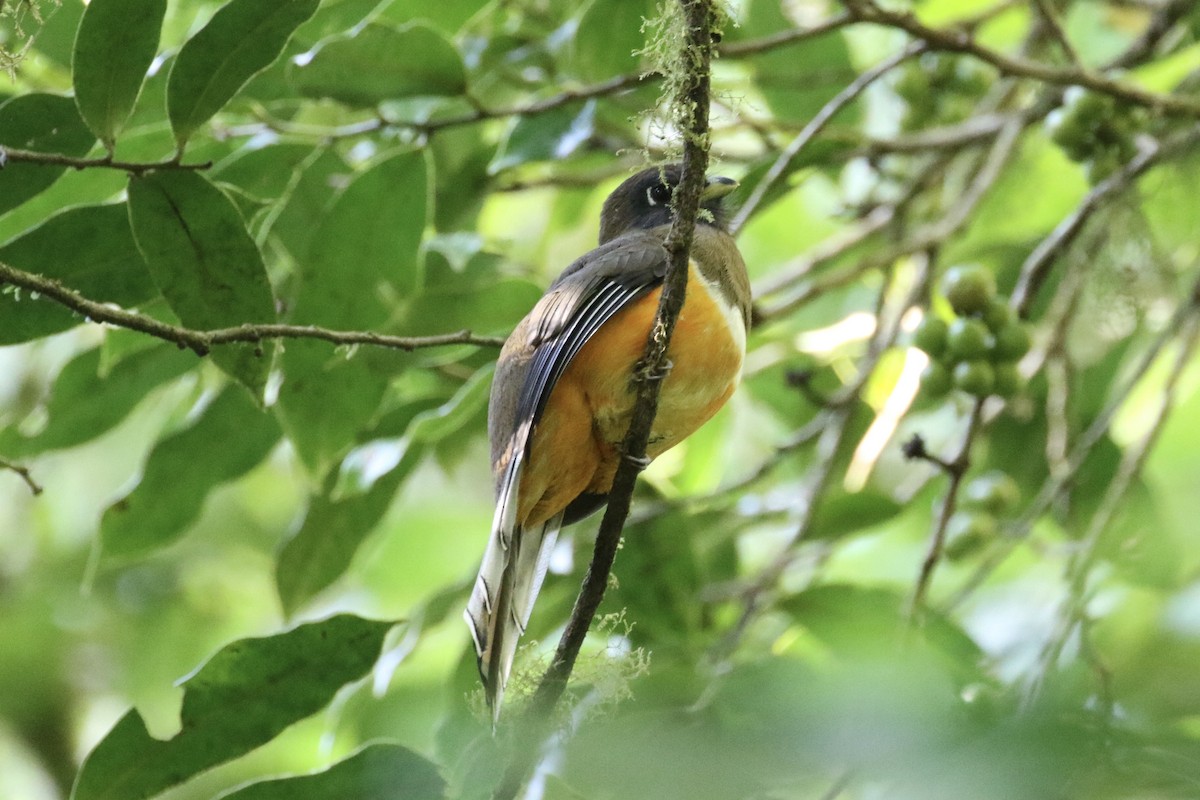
[{"left": 517, "top": 266, "right": 744, "bottom": 526}]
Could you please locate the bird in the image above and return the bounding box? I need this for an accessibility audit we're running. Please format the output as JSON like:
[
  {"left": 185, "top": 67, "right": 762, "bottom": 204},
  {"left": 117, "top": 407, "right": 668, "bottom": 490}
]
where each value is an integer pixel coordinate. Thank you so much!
[{"left": 464, "top": 163, "right": 751, "bottom": 721}]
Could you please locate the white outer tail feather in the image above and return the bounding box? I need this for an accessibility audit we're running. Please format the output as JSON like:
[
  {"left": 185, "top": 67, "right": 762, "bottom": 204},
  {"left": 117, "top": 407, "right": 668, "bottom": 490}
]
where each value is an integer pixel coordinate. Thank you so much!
[{"left": 464, "top": 455, "right": 562, "bottom": 723}]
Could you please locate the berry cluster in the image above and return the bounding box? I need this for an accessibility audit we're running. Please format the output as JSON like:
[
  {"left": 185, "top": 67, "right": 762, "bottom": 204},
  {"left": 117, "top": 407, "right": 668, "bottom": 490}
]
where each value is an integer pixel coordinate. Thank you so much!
[
  {"left": 1047, "top": 87, "right": 1148, "bottom": 184},
  {"left": 895, "top": 54, "right": 989, "bottom": 132},
  {"left": 913, "top": 264, "right": 1031, "bottom": 400},
  {"left": 944, "top": 471, "right": 1021, "bottom": 561}
]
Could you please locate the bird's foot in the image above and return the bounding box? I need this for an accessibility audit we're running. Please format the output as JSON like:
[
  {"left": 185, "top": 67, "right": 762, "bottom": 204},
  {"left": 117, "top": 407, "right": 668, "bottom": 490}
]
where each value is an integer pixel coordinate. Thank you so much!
[
  {"left": 622, "top": 452, "right": 652, "bottom": 470},
  {"left": 635, "top": 357, "right": 673, "bottom": 383}
]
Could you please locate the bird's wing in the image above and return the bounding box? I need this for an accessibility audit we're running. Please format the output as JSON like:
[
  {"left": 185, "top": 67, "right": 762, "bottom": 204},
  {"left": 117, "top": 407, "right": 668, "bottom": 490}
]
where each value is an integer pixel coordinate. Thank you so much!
[{"left": 465, "top": 233, "right": 668, "bottom": 722}]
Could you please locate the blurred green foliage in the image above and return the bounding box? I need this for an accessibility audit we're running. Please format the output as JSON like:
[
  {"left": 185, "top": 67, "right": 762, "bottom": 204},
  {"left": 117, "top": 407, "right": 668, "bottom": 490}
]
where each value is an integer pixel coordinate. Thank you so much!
[{"left": 2, "top": 0, "right": 1200, "bottom": 798}]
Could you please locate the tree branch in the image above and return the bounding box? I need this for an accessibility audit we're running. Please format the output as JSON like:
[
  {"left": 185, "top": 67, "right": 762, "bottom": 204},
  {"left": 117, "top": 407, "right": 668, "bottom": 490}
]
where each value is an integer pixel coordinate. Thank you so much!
[
  {"left": 1012, "top": 126, "right": 1200, "bottom": 314},
  {"left": 844, "top": 0, "right": 1200, "bottom": 117},
  {"left": 0, "top": 148, "right": 212, "bottom": 174},
  {"left": 0, "top": 458, "right": 42, "bottom": 496},
  {"left": 729, "top": 39, "right": 928, "bottom": 236},
  {"left": 0, "top": 261, "right": 503, "bottom": 353},
  {"left": 222, "top": 16, "right": 856, "bottom": 145}
]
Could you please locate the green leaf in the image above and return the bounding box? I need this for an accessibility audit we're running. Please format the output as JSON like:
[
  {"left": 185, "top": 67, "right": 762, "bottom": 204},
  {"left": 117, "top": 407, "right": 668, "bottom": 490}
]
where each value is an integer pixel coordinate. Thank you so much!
[
  {"left": 808, "top": 490, "right": 903, "bottom": 541},
  {"left": 570, "top": 0, "right": 653, "bottom": 81},
  {"left": 71, "top": 615, "right": 393, "bottom": 800},
  {"left": 215, "top": 742, "right": 446, "bottom": 800},
  {"left": 489, "top": 101, "right": 596, "bottom": 174},
  {"left": 71, "top": 0, "right": 167, "bottom": 147},
  {"left": 291, "top": 22, "right": 467, "bottom": 106},
  {"left": 100, "top": 385, "right": 282, "bottom": 560},
  {"left": 378, "top": 0, "right": 482, "bottom": 34},
  {"left": 779, "top": 585, "right": 983, "bottom": 671},
  {"left": 0, "top": 204, "right": 154, "bottom": 344},
  {"left": 126, "top": 171, "right": 276, "bottom": 398},
  {"left": 210, "top": 142, "right": 319, "bottom": 205},
  {"left": 20, "top": 0, "right": 85, "bottom": 68},
  {"left": 732, "top": 0, "right": 856, "bottom": 125},
  {"left": 275, "top": 151, "right": 429, "bottom": 472},
  {"left": 406, "top": 366, "right": 492, "bottom": 444},
  {"left": 0, "top": 94, "right": 96, "bottom": 216},
  {"left": 167, "top": 0, "right": 321, "bottom": 146},
  {"left": 307, "top": 150, "right": 428, "bottom": 300},
  {"left": 0, "top": 345, "right": 195, "bottom": 458},
  {"left": 276, "top": 446, "right": 424, "bottom": 616},
  {"left": 264, "top": 147, "right": 349, "bottom": 260},
  {"left": 615, "top": 507, "right": 710, "bottom": 650}
]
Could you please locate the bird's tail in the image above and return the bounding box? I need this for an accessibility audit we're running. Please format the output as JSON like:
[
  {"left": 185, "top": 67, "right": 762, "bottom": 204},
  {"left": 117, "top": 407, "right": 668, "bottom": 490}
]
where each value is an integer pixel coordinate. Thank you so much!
[{"left": 464, "top": 457, "right": 562, "bottom": 723}]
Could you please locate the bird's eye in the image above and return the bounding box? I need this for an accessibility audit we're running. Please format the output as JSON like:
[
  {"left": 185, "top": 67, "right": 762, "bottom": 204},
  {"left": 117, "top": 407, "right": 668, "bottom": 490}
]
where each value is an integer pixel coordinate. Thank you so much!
[{"left": 646, "top": 182, "right": 673, "bottom": 206}]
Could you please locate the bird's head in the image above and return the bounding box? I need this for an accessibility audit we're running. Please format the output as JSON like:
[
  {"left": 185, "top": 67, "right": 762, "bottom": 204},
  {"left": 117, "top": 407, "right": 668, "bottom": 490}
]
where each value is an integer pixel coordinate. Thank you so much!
[{"left": 598, "top": 163, "right": 738, "bottom": 244}]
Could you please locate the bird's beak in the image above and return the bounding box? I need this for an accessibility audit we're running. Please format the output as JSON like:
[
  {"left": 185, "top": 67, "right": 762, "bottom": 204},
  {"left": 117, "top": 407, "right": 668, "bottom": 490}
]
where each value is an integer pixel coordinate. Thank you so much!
[{"left": 701, "top": 175, "right": 739, "bottom": 202}]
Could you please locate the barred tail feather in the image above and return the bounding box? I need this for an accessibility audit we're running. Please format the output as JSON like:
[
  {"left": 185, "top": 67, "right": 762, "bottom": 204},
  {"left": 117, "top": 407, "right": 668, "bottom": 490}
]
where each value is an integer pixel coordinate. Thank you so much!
[{"left": 464, "top": 457, "right": 562, "bottom": 722}]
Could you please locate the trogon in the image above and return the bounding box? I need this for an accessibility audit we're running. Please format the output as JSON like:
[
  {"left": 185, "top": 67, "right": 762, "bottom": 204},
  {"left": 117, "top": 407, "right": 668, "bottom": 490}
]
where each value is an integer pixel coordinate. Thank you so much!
[{"left": 465, "top": 163, "right": 751, "bottom": 720}]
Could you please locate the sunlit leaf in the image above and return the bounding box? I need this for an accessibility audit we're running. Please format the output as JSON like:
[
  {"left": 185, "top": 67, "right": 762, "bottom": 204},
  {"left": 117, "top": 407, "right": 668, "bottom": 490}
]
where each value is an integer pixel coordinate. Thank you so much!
[
  {"left": 100, "top": 385, "right": 282, "bottom": 560},
  {"left": 215, "top": 742, "right": 445, "bottom": 800},
  {"left": 0, "top": 345, "right": 195, "bottom": 458},
  {"left": 71, "top": 615, "right": 392, "bottom": 800},
  {"left": 489, "top": 101, "right": 596, "bottom": 174},
  {"left": 275, "top": 445, "right": 424, "bottom": 616}
]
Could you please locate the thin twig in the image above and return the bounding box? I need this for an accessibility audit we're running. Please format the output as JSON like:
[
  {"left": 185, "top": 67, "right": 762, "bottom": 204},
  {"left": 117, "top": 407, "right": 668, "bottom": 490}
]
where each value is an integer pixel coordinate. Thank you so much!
[
  {"left": 1106, "top": 0, "right": 1194, "bottom": 70},
  {"left": 944, "top": 273, "right": 1200, "bottom": 612},
  {"left": 844, "top": 0, "right": 1200, "bottom": 117},
  {"left": 758, "top": 114, "right": 1024, "bottom": 322},
  {"left": 221, "top": 18, "right": 857, "bottom": 145},
  {"left": 1023, "top": 310, "right": 1200, "bottom": 706},
  {"left": 0, "top": 262, "right": 504, "bottom": 354},
  {"left": 1012, "top": 126, "right": 1200, "bottom": 315},
  {"left": 0, "top": 458, "right": 43, "bottom": 496},
  {"left": 730, "top": 40, "right": 927, "bottom": 235},
  {"left": 907, "top": 398, "right": 985, "bottom": 618},
  {"left": 718, "top": 12, "right": 852, "bottom": 58},
  {"left": 1031, "top": 0, "right": 1084, "bottom": 67}
]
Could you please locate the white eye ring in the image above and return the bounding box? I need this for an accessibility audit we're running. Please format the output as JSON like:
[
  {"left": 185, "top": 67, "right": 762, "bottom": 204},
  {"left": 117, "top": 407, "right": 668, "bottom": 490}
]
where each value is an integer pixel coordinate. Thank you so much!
[{"left": 646, "top": 184, "right": 671, "bottom": 206}]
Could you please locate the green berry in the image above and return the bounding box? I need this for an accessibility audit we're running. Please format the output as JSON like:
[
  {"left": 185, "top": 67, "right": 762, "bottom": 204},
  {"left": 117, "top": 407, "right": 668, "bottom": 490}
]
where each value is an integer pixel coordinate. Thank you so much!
[
  {"left": 921, "top": 361, "right": 953, "bottom": 398},
  {"left": 982, "top": 298, "right": 1015, "bottom": 333},
  {"left": 913, "top": 315, "right": 949, "bottom": 358},
  {"left": 947, "top": 318, "right": 993, "bottom": 360},
  {"left": 964, "top": 471, "right": 1021, "bottom": 514},
  {"left": 942, "top": 264, "right": 997, "bottom": 316},
  {"left": 944, "top": 511, "right": 998, "bottom": 560},
  {"left": 954, "top": 360, "right": 995, "bottom": 396},
  {"left": 992, "top": 362, "right": 1026, "bottom": 398},
  {"left": 993, "top": 322, "right": 1032, "bottom": 360},
  {"left": 1048, "top": 108, "right": 1087, "bottom": 154}
]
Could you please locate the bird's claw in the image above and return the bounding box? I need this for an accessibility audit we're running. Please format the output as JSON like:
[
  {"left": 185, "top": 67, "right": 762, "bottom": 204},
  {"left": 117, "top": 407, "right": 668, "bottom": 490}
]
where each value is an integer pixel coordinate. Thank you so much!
[
  {"left": 635, "top": 357, "right": 674, "bottom": 383},
  {"left": 622, "top": 452, "right": 652, "bottom": 470}
]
